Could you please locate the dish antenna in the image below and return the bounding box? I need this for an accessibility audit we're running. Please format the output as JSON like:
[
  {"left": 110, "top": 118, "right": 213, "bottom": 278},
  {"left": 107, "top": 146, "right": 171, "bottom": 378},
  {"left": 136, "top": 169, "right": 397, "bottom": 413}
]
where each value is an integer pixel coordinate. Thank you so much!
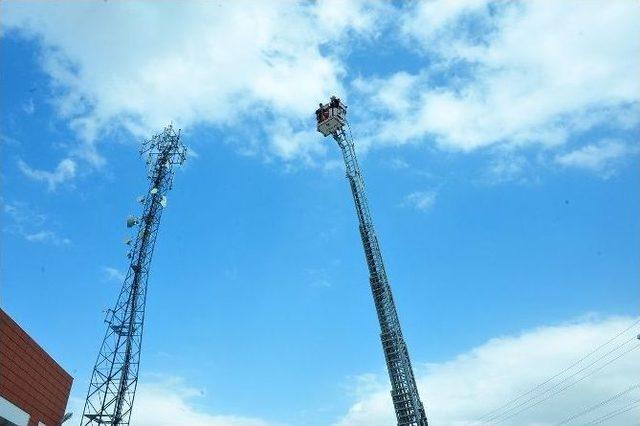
[{"left": 126, "top": 216, "right": 139, "bottom": 228}]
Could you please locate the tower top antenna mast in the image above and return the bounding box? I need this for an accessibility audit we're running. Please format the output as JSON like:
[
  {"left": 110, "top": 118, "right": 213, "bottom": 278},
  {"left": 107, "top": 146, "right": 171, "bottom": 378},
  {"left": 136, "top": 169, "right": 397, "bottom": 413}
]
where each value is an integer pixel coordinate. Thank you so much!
[
  {"left": 315, "top": 97, "right": 429, "bottom": 426},
  {"left": 140, "top": 124, "right": 187, "bottom": 174}
]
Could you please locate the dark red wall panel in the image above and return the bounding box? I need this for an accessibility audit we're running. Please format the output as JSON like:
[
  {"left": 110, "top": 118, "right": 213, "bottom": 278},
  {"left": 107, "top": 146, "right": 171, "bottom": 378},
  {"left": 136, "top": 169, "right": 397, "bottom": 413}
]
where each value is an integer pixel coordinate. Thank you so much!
[{"left": 0, "top": 308, "right": 73, "bottom": 426}]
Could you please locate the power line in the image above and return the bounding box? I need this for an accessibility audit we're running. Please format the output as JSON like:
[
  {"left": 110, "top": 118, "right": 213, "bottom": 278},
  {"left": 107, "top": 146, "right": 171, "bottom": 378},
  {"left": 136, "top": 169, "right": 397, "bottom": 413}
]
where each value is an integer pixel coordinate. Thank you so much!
[
  {"left": 477, "top": 318, "right": 640, "bottom": 423},
  {"left": 583, "top": 398, "right": 640, "bottom": 425},
  {"left": 491, "top": 343, "right": 640, "bottom": 424},
  {"left": 478, "top": 318, "right": 640, "bottom": 422},
  {"left": 555, "top": 383, "right": 640, "bottom": 425},
  {"left": 484, "top": 337, "right": 638, "bottom": 423}
]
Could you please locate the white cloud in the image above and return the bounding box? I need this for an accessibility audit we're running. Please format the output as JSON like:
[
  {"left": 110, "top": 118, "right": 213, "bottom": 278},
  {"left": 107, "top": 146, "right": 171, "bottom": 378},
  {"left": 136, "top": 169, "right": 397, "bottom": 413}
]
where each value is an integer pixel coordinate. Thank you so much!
[
  {"left": 482, "top": 150, "right": 532, "bottom": 185},
  {"left": 356, "top": 1, "right": 640, "bottom": 157},
  {"left": 3, "top": 1, "right": 638, "bottom": 178},
  {"left": 22, "top": 98, "right": 35, "bottom": 114},
  {"left": 388, "top": 157, "right": 410, "bottom": 170},
  {"left": 305, "top": 268, "right": 333, "bottom": 288},
  {"left": 400, "top": 0, "right": 490, "bottom": 44},
  {"left": 267, "top": 121, "right": 326, "bottom": 163},
  {"left": 555, "top": 140, "right": 637, "bottom": 174},
  {"left": 322, "top": 158, "right": 344, "bottom": 173},
  {"left": 18, "top": 157, "right": 77, "bottom": 190},
  {"left": 0, "top": 134, "right": 21, "bottom": 146},
  {"left": 1, "top": 1, "right": 384, "bottom": 166},
  {"left": 68, "top": 376, "right": 278, "bottom": 426},
  {"left": 3, "top": 201, "right": 45, "bottom": 227},
  {"left": 23, "top": 230, "right": 71, "bottom": 245},
  {"left": 131, "top": 377, "right": 277, "bottom": 426},
  {"left": 63, "top": 316, "right": 638, "bottom": 426},
  {"left": 405, "top": 191, "right": 437, "bottom": 212},
  {"left": 103, "top": 267, "right": 125, "bottom": 282},
  {"left": 333, "top": 315, "right": 640, "bottom": 426},
  {"left": 2, "top": 200, "right": 71, "bottom": 245}
]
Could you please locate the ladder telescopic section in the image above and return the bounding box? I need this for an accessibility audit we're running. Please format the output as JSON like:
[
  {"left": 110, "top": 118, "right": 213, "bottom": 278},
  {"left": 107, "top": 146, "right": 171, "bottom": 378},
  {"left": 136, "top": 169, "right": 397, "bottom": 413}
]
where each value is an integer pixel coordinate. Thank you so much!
[{"left": 316, "top": 97, "right": 428, "bottom": 426}]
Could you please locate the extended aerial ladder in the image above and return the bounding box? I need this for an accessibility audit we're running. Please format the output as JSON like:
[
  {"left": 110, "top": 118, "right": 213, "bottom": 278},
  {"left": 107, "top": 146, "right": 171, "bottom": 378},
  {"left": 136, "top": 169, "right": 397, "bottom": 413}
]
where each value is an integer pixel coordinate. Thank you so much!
[
  {"left": 316, "top": 97, "right": 429, "bottom": 426},
  {"left": 81, "top": 125, "right": 186, "bottom": 425}
]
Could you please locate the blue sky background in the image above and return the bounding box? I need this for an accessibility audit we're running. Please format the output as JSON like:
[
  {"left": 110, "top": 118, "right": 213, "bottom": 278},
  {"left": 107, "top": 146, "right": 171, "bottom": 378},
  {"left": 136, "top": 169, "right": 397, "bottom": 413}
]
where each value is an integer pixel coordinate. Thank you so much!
[{"left": 1, "top": 2, "right": 639, "bottom": 425}]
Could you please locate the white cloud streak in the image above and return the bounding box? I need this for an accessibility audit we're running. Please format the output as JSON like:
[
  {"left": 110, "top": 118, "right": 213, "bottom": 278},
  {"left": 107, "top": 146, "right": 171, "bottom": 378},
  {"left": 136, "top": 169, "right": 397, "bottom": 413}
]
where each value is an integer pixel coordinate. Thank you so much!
[
  {"left": 555, "top": 139, "right": 638, "bottom": 175},
  {"left": 405, "top": 191, "right": 437, "bottom": 212},
  {"left": 2, "top": 200, "right": 71, "bottom": 245},
  {"left": 23, "top": 230, "right": 71, "bottom": 245},
  {"left": 18, "top": 157, "right": 77, "bottom": 190},
  {"left": 334, "top": 315, "right": 640, "bottom": 426},
  {"left": 103, "top": 267, "right": 125, "bottom": 283}
]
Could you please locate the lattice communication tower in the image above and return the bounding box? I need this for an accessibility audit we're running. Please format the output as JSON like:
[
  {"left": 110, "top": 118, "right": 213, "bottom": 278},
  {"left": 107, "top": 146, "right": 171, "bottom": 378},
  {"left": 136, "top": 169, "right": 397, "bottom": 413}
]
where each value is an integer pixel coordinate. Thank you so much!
[{"left": 81, "top": 125, "right": 186, "bottom": 425}]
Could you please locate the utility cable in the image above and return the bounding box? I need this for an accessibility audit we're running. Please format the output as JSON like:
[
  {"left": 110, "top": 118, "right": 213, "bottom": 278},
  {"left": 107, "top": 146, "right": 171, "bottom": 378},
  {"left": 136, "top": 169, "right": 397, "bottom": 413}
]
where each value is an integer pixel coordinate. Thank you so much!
[
  {"left": 555, "top": 383, "right": 640, "bottom": 425},
  {"left": 485, "top": 337, "right": 638, "bottom": 423},
  {"left": 583, "top": 398, "right": 640, "bottom": 425},
  {"left": 478, "top": 318, "right": 640, "bottom": 423},
  {"left": 492, "top": 343, "right": 640, "bottom": 424}
]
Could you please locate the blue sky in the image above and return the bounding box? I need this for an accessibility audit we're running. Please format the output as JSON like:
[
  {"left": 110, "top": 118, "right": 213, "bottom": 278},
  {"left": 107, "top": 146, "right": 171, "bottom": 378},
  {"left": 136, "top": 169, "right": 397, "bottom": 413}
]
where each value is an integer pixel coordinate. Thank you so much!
[{"left": 1, "top": 1, "right": 639, "bottom": 425}]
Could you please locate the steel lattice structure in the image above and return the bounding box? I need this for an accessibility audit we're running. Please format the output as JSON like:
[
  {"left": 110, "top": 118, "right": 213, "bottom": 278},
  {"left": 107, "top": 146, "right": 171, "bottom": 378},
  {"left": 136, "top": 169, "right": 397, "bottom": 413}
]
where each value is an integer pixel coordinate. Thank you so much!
[
  {"left": 81, "top": 125, "right": 186, "bottom": 426},
  {"left": 316, "top": 97, "right": 429, "bottom": 426}
]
